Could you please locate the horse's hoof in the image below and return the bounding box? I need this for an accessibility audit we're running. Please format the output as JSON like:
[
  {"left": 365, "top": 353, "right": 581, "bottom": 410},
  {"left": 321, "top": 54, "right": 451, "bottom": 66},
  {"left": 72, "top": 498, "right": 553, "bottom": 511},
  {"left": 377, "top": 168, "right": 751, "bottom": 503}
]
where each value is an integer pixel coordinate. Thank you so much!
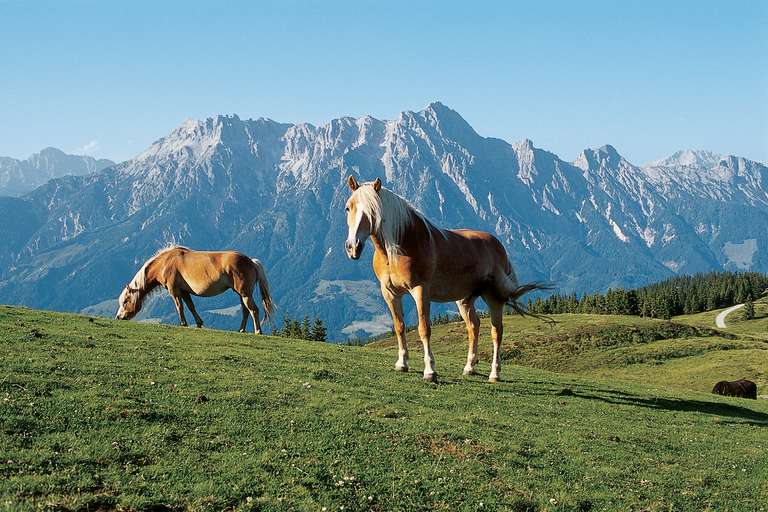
[
  {"left": 423, "top": 372, "right": 437, "bottom": 383},
  {"left": 255, "top": 331, "right": 262, "bottom": 335},
  {"left": 462, "top": 367, "right": 475, "bottom": 376},
  {"left": 395, "top": 364, "right": 409, "bottom": 372},
  {"left": 239, "top": 329, "right": 246, "bottom": 333},
  {"left": 488, "top": 375, "right": 500, "bottom": 383},
  {"left": 196, "top": 324, "right": 203, "bottom": 329}
]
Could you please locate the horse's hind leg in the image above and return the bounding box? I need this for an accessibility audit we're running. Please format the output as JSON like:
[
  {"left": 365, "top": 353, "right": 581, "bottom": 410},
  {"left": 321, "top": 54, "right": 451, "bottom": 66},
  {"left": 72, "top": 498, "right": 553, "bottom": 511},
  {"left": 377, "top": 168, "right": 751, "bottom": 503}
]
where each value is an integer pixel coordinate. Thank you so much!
[
  {"left": 182, "top": 294, "right": 204, "bottom": 328},
  {"left": 231, "top": 270, "right": 261, "bottom": 335},
  {"left": 483, "top": 295, "right": 504, "bottom": 383},
  {"left": 171, "top": 294, "right": 188, "bottom": 327},
  {"left": 238, "top": 297, "right": 249, "bottom": 333},
  {"left": 457, "top": 298, "right": 480, "bottom": 375},
  {"left": 243, "top": 295, "right": 262, "bottom": 334}
]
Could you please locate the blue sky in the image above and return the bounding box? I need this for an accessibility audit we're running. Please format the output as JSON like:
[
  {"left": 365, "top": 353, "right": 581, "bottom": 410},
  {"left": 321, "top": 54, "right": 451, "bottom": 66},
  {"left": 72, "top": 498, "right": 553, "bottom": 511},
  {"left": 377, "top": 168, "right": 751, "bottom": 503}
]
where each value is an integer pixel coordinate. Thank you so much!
[{"left": 1, "top": 0, "right": 766, "bottom": 164}]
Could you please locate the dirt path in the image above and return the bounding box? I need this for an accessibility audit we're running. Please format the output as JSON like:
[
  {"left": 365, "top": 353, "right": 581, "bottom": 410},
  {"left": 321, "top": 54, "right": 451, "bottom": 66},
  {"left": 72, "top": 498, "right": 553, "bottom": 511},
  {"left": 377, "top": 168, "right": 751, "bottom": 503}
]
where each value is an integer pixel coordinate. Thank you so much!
[{"left": 715, "top": 304, "right": 744, "bottom": 328}]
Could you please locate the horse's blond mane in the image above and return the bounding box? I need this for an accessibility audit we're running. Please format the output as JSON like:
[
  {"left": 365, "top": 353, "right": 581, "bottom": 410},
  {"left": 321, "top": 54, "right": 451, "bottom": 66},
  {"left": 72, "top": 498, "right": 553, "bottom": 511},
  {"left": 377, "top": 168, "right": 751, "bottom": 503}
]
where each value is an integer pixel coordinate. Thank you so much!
[
  {"left": 353, "top": 183, "right": 438, "bottom": 261},
  {"left": 129, "top": 245, "right": 189, "bottom": 292}
]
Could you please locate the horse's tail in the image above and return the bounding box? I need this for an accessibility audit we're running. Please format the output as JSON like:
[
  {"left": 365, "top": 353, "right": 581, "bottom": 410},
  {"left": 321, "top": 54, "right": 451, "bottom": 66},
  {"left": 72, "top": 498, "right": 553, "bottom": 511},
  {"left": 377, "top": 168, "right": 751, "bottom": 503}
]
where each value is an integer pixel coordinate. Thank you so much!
[
  {"left": 498, "top": 264, "right": 554, "bottom": 325},
  {"left": 251, "top": 258, "right": 275, "bottom": 322}
]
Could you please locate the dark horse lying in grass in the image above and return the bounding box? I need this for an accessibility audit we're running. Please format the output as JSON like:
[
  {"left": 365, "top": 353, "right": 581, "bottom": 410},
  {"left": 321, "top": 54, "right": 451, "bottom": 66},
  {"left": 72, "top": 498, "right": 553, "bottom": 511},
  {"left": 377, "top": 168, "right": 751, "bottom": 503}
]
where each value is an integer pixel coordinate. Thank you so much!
[{"left": 712, "top": 379, "right": 757, "bottom": 400}]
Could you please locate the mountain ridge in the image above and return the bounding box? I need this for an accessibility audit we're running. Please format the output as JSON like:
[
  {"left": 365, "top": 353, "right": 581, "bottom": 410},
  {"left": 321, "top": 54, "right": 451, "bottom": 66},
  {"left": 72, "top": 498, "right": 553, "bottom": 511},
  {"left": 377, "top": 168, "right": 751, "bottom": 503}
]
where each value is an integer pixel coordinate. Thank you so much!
[
  {"left": 0, "top": 147, "right": 114, "bottom": 196},
  {"left": 1, "top": 102, "right": 766, "bottom": 339}
]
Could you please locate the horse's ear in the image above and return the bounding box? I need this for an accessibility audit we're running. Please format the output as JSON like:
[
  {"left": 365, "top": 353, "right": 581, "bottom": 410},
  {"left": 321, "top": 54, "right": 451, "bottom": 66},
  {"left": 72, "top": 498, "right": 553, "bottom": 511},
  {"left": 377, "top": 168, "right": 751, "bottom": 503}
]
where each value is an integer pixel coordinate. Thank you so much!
[
  {"left": 348, "top": 175, "right": 359, "bottom": 191},
  {"left": 373, "top": 177, "right": 382, "bottom": 192}
]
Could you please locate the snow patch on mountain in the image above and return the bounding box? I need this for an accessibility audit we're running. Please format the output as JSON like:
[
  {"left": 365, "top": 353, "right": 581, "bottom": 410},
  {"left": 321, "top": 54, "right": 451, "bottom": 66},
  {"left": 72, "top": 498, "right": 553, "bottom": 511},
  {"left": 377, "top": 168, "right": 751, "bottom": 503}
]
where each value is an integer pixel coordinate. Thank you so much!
[
  {"left": 342, "top": 314, "right": 392, "bottom": 337},
  {"left": 312, "top": 280, "right": 383, "bottom": 314},
  {"left": 723, "top": 239, "right": 758, "bottom": 270},
  {"left": 206, "top": 305, "right": 242, "bottom": 316}
]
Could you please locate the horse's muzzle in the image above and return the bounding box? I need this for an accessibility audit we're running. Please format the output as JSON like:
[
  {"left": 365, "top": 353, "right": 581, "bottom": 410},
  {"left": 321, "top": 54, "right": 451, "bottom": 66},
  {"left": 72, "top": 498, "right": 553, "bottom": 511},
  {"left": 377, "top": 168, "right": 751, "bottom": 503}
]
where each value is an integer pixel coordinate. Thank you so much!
[{"left": 345, "top": 240, "right": 363, "bottom": 260}]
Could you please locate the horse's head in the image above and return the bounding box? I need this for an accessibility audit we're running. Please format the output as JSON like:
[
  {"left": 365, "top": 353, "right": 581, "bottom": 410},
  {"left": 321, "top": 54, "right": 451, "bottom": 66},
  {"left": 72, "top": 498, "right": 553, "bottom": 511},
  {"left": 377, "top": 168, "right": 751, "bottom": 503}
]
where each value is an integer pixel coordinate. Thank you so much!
[
  {"left": 116, "top": 284, "right": 142, "bottom": 320},
  {"left": 345, "top": 175, "right": 381, "bottom": 260}
]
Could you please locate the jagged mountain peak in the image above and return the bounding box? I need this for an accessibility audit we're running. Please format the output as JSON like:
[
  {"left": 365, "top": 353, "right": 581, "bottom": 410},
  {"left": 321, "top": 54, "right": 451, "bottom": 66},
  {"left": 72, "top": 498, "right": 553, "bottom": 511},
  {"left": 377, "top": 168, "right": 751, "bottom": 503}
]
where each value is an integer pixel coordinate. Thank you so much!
[
  {"left": 134, "top": 114, "right": 291, "bottom": 165},
  {"left": 647, "top": 149, "right": 722, "bottom": 168},
  {"left": 573, "top": 144, "right": 630, "bottom": 172},
  {"left": 390, "top": 101, "right": 479, "bottom": 142},
  {"left": 513, "top": 138, "right": 535, "bottom": 151},
  {"left": 0, "top": 147, "right": 116, "bottom": 196},
  {"left": 36, "top": 147, "right": 67, "bottom": 157}
]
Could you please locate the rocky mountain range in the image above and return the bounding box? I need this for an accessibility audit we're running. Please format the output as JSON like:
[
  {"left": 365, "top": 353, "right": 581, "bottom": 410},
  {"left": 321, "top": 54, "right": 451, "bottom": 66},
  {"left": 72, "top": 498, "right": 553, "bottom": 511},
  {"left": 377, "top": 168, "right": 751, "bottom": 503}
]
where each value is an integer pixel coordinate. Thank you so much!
[
  {"left": 0, "top": 147, "right": 114, "bottom": 196},
  {"left": 1, "top": 102, "right": 766, "bottom": 340}
]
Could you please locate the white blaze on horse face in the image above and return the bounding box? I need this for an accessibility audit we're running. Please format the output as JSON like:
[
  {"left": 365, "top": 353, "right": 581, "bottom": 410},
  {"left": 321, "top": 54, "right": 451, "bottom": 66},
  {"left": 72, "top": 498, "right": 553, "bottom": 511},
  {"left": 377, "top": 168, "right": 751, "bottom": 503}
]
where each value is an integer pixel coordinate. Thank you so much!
[
  {"left": 116, "top": 287, "right": 128, "bottom": 319},
  {"left": 345, "top": 197, "right": 370, "bottom": 260},
  {"left": 116, "top": 286, "right": 139, "bottom": 320}
]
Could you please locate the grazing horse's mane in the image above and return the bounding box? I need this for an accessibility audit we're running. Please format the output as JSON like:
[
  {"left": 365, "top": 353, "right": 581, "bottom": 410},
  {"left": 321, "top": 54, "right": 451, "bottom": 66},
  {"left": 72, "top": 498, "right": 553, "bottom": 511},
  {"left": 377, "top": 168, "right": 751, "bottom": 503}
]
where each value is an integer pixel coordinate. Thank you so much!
[
  {"left": 128, "top": 245, "right": 189, "bottom": 293},
  {"left": 353, "top": 184, "right": 440, "bottom": 261}
]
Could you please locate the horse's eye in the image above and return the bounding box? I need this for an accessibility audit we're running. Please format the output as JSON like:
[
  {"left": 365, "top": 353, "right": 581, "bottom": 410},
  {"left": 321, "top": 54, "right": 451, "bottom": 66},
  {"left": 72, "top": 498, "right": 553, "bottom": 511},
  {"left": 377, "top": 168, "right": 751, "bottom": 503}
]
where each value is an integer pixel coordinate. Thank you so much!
[{"left": 345, "top": 206, "right": 349, "bottom": 212}]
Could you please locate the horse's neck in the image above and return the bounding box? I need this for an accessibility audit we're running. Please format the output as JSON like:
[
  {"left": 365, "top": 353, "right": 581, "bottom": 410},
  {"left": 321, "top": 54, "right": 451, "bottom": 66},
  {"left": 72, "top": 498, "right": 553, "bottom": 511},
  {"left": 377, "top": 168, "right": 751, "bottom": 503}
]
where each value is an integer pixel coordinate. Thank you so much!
[
  {"left": 374, "top": 208, "right": 435, "bottom": 263},
  {"left": 138, "top": 260, "right": 162, "bottom": 299},
  {"left": 371, "top": 232, "right": 388, "bottom": 261}
]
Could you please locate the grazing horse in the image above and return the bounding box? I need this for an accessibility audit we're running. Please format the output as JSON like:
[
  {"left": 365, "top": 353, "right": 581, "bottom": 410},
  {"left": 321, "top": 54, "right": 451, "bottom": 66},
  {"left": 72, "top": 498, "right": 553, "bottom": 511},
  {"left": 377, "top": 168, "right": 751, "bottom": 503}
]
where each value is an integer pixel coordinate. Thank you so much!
[
  {"left": 116, "top": 246, "right": 274, "bottom": 334},
  {"left": 343, "top": 176, "right": 543, "bottom": 382},
  {"left": 712, "top": 379, "right": 757, "bottom": 400}
]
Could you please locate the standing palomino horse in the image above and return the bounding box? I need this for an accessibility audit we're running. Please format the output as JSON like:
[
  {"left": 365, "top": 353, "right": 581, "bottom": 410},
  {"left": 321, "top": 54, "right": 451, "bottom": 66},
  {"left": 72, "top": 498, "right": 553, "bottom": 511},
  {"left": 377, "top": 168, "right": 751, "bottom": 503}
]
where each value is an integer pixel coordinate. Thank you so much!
[
  {"left": 116, "top": 247, "right": 274, "bottom": 333},
  {"left": 344, "top": 176, "right": 543, "bottom": 382}
]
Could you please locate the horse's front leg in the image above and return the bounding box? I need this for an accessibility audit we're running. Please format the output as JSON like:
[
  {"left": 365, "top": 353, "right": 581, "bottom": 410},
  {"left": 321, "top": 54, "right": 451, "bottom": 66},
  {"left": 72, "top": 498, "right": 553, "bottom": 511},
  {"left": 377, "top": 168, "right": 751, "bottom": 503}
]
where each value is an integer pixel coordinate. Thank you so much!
[
  {"left": 382, "top": 288, "right": 408, "bottom": 372},
  {"left": 171, "top": 294, "right": 187, "bottom": 327},
  {"left": 182, "top": 294, "right": 204, "bottom": 328},
  {"left": 457, "top": 298, "right": 480, "bottom": 375},
  {"left": 411, "top": 286, "right": 436, "bottom": 382}
]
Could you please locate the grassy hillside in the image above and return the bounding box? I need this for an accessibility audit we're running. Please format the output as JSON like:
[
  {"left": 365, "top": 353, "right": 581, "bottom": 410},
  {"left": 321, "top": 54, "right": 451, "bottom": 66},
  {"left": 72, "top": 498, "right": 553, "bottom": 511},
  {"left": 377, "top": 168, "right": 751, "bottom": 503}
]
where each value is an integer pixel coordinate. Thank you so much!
[
  {"left": 676, "top": 300, "right": 768, "bottom": 339},
  {"left": 370, "top": 313, "right": 768, "bottom": 395},
  {"left": 1, "top": 306, "right": 767, "bottom": 511}
]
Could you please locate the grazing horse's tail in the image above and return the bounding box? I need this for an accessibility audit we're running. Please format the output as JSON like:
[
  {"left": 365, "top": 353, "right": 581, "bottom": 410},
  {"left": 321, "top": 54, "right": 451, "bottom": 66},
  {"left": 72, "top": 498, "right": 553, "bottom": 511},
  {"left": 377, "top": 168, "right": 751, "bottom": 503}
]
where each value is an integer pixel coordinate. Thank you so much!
[
  {"left": 251, "top": 258, "right": 275, "bottom": 322},
  {"left": 498, "top": 263, "right": 554, "bottom": 324}
]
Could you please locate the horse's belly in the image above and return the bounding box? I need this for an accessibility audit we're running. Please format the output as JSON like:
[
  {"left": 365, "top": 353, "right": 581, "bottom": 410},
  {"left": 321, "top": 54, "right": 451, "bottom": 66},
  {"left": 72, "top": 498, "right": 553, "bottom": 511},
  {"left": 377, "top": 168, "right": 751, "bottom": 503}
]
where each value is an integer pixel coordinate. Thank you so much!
[
  {"left": 190, "top": 276, "right": 230, "bottom": 297},
  {"left": 429, "top": 289, "right": 470, "bottom": 303},
  {"left": 428, "top": 273, "right": 486, "bottom": 302}
]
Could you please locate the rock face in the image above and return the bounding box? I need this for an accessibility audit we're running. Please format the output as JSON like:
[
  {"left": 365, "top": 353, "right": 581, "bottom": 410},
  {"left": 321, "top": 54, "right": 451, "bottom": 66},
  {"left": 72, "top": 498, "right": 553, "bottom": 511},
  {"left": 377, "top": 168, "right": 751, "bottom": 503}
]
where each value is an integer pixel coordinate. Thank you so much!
[
  {"left": 1, "top": 103, "right": 766, "bottom": 339},
  {"left": 0, "top": 147, "right": 114, "bottom": 196}
]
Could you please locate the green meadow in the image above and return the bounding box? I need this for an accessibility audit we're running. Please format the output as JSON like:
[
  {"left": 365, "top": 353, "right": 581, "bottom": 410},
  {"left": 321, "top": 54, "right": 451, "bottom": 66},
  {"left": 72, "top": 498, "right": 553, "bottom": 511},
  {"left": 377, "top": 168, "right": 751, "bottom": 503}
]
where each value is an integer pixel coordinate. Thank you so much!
[{"left": 1, "top": 305, "right": 767, "bottom": 511}]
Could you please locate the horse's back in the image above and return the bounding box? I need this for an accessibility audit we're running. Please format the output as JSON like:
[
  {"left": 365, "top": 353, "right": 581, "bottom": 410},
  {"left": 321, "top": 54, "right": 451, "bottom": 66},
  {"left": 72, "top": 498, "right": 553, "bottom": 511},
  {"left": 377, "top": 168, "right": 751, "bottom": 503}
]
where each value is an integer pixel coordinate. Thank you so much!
[
  {"left": 160, "top": 248, "right": 256, "bottom": 295},
  {"left": 442, "top": 229, "right": 510, "bottom": 271},
  {"left": 173, "top": 248, "right": 249, "bottom": 267}
]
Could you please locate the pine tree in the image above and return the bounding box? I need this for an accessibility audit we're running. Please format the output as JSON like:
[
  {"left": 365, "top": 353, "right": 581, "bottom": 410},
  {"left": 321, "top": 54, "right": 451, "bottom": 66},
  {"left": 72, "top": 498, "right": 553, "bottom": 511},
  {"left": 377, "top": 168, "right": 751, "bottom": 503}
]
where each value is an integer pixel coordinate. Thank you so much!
[
  {"left": 291, "top": 319, "right": 302, "bottom": 338},
  {"left": 279, "top": 314, "right": 292, "bottom": 337},
  {"left": 743, "top": 294, "right": 755, "bottom": 320},
  {"left": 301, "top": 316, "right": 312, "bottom": 340},
  {"left": 310, "top": 317, "right": 327, "bottom": 342}
]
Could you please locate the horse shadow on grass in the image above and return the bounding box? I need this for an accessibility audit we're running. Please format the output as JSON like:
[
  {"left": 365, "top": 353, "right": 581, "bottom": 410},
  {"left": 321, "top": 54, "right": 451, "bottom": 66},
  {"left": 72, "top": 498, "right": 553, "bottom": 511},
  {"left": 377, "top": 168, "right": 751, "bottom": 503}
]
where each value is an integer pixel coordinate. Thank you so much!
[
  {"left": 482, "top": 378, "right": 768, "bottom": 425},
  {"left": 564, "top": 389, "right": 768, "bottom": 425}
]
